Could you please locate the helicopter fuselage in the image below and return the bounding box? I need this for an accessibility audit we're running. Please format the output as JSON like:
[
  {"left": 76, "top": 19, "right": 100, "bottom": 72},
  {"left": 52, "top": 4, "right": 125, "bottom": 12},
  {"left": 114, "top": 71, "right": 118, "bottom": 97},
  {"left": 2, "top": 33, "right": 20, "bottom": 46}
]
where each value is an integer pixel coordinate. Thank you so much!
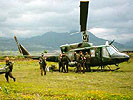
[{"left": 60, "top": 42, "right": 129, "bottom": 67}]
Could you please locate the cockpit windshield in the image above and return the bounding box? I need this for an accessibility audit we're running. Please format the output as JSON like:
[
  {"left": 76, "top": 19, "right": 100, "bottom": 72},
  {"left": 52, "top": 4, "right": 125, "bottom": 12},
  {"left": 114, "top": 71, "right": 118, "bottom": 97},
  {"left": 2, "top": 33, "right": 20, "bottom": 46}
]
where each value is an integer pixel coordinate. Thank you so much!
[{"left": 106, "top": 46, "right": 117, "bottom": 55}]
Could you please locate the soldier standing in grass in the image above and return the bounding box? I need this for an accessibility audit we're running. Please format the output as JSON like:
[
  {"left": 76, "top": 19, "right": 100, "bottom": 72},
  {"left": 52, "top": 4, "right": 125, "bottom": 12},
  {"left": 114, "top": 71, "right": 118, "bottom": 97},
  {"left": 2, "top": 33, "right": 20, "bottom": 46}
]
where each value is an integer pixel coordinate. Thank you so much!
[
  {"left": 85, "top": 52, "right": 91, "bottom": 72},
  {"left": 61, "top": 52, "right": 66, "bottom": 72},
  {"left": 74, "top": 52, "right": 80, "bottom": 73},
  {"left": 78, "top": 51, "right": 85, "bottom": 73},
  {"left": 64, "top": 53, "right": 70, "bottom": 73},
  {"left": 61, "top": 52, "right": 70, "bottom": 73},
  {"left": 58, "top": 53, "right": 62, "bottom": 72},
  {"left": 39, "top": 53, "right": 47, "bottom": 76},
  {"left": 5, "top": 57, "right": 16, "bottom": 82}
]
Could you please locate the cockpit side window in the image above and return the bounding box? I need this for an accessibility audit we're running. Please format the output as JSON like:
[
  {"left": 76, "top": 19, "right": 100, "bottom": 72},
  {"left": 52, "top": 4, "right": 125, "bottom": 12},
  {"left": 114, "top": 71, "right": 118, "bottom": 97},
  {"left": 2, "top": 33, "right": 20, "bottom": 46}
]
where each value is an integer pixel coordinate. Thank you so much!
[
  {"left": 90, "top": 49, "right": 95, "bottom": 57},
  {"left": 111, "top": 45, "right": 119, "bottom": 52},
  {"left": 102, "top": 47, "right": 109, "bottom": 57},
  {"left": 106, "top": 46, "right": 117, "bottom": 55}
]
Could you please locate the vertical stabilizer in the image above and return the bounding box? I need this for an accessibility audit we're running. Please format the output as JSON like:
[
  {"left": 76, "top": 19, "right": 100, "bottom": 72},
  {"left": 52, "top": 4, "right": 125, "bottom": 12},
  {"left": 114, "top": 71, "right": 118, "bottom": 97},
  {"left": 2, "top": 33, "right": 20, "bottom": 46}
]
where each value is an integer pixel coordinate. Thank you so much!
[{"left": 14, "top": 36, "right": 30, "bottom": 56}]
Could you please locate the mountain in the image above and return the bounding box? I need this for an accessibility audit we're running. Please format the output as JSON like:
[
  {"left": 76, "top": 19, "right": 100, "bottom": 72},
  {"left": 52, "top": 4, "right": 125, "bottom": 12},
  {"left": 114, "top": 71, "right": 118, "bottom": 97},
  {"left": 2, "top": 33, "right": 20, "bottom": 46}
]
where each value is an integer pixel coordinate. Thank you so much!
[
  {"left": 124, "top": 40, "right": 133, "bottom": 50},
  {"left": 0, "top": 32, "right": 132, "bottom": 52},
  {"left": 0, "top": 37, "right": 16, "bottom": 51}
]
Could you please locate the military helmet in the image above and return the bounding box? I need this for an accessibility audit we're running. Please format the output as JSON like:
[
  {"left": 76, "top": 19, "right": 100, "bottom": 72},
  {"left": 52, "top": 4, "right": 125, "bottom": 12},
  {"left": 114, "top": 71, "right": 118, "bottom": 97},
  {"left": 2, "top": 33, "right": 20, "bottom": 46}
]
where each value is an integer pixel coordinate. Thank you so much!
[{"left": 5, "top": 57, "right": 9, "bottom": 61}]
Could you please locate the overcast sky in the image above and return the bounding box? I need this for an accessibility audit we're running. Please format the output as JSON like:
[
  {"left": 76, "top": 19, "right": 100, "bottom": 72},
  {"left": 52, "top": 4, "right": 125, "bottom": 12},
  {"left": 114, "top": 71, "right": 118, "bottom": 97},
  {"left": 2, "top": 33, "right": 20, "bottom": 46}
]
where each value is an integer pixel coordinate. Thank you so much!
[{"left": 0, "top": 0, "right": 133, "bottom": 43}]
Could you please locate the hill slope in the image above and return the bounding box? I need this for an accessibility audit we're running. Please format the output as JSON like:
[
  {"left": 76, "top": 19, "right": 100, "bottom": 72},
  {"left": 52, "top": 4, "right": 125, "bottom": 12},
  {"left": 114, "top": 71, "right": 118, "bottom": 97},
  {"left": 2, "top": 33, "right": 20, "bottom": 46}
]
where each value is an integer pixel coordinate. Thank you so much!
[{"left": 0, "top": 32, "right": 131, "bottom": 51}]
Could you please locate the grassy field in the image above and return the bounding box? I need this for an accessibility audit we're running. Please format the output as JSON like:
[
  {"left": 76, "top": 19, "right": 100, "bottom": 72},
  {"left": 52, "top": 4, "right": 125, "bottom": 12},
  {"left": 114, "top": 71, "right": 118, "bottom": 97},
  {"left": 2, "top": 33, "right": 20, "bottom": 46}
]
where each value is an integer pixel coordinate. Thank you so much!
[{"left": 0, "top": 57, "right": 133, "bottom": 100}]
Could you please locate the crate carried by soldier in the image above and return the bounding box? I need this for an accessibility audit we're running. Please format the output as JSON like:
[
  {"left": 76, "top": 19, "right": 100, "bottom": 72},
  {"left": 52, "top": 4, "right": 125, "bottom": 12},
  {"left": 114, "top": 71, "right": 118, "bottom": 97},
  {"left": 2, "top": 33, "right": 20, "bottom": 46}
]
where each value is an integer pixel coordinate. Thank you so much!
[{"left": 0, "top": 66, "right": 9, "bottom": 74}]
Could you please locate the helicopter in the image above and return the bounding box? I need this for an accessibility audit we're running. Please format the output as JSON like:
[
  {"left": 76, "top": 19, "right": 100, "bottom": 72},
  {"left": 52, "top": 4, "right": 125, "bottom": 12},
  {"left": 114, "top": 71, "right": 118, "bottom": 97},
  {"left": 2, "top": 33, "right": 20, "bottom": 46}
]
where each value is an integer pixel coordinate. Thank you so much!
[{"left": 14, "top": 1, "right": 129, "bottom": 71}]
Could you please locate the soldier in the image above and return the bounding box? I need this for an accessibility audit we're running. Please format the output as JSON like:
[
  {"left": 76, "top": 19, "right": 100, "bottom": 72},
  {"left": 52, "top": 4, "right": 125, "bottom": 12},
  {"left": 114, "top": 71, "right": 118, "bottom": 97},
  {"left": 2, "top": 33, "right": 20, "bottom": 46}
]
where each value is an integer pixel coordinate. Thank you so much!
[
  {"left": 5, "top": 57, "right": 16, "bottom": 82},
  {"left": 64, "top": 54, "right": 70, "bottom": 73},
  {"left": 78, "top": 51, "right": 85, "bottom": 73},
  {"left": 58, "top": 53, "right": 62, "bottom": 72},
  {"left": 74, "top": 52, "right": 78, "bottom": 62},
  {"left": 61, "top": 52, "right": 70, "bottom": 73},
  {"left": 39, "top": 53, "right": 47, "bottom": 76},
  {"left": 73, "top": 52, "right": 80, "bottom": 73},
  {"left": 84, "top": 52, "right": 91, "bottom": 72}
]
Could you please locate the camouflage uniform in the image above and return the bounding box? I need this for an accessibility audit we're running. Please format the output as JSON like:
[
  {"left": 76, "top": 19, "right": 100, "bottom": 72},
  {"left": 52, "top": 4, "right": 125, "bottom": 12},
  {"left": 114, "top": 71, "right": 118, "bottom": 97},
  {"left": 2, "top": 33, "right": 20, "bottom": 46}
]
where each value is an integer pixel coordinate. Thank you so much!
[
  {"left": 85, "top": 52, "right": 91, "bottom": 72},
  {"left": 39, "top": 56, "right": 47, "bottom": 76},
  {"left": 58, "top": 54, "right": 62, "bottom": 72},
  {"left": 74, "top": 52, "right": 80, "bottom": 73},
  {"left": 78, "top": 51, "right": 85, "bottom": 73},
  {"left": 5, "top": 61, "right": 16, "bottom": 82},
  {"left": 61, "top": 54, "right": 69, "bottom": 73}
]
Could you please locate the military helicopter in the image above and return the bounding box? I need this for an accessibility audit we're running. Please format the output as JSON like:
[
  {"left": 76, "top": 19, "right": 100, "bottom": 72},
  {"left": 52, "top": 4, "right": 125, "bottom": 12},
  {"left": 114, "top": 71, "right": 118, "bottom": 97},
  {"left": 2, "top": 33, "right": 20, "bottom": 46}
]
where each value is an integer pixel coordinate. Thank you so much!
[{"left": 14, "top": 1, "right": 129, "bottom": 71}]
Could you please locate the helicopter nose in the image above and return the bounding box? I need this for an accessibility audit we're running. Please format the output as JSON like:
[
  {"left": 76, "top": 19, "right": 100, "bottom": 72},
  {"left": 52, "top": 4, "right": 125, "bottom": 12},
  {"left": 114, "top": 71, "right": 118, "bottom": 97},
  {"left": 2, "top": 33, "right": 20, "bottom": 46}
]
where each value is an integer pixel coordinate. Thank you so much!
[
  {"left": 118, "top": 53, "right": 130, "bottom": 62},
  {"left": 111, "top": 52, "right": 130, "bottom": 62},
  {"left": 123, "top": 54, "right": 130, "bottom": 61}
]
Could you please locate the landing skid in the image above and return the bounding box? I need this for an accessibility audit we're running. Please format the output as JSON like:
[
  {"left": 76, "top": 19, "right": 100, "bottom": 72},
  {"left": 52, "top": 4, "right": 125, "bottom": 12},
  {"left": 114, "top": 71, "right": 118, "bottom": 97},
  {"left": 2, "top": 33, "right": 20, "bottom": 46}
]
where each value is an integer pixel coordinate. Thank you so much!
[
  {"left": 97, "top": 65, "right": 120, "bottom": 71},
  {"left": 73, "top": 64, "right": 120, "bottom": 72}
]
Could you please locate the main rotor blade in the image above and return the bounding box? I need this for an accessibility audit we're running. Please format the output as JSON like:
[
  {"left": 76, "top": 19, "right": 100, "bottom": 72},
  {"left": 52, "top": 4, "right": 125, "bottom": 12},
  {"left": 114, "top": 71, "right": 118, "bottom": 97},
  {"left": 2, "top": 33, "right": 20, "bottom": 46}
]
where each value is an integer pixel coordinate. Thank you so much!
[{"left": 80, "top": 1, "right": 89, "bottom": 32}]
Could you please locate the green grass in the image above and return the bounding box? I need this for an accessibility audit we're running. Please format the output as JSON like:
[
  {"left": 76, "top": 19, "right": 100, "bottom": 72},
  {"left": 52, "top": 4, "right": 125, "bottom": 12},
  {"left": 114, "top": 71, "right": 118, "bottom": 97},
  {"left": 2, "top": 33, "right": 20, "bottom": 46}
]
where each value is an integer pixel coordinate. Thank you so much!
[{"left": 0, "top": 58, "right": 133, "bottom": 100}]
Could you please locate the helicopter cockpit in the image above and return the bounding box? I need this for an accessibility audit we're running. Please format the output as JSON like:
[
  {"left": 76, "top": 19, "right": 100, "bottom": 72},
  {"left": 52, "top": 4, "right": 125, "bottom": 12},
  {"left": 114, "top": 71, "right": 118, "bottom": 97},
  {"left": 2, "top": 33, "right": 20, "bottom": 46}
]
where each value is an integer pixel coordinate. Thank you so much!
[
  {"left": 103, "top": 45, "right": 129, "bottom": 62},
  {"left": 106, "top": 46, "right": 118, "bottom": 55},
  {"left": 102, "top": 45, "right": 119, "bottom": 58}
]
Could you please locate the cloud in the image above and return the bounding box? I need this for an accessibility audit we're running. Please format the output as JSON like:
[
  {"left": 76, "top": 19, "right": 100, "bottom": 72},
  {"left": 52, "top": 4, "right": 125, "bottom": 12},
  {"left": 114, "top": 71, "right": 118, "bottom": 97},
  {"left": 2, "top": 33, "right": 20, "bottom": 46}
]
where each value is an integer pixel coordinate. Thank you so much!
[
  {"left": 88, "top": 27, "right": 133, "bottom": 43},
  {"left": 0, "top": 0, "right": 80, "bottom": 37},
  {"left": 89, "top": 28, "right": 115, "bottom": 35},
  {"left": 88, "top": 0, "right": 133, "bottom": 43},
  {"left": 0, "top": 0, "right": 132, "bottom": 43}
]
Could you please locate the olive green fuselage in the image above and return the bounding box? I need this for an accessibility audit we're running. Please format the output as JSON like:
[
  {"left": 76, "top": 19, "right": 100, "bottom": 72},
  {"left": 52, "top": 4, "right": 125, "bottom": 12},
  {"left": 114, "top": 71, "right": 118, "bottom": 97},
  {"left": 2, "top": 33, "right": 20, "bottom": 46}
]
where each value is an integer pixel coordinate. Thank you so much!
[{"left": 60, "top": 42, "right": 129, "bottom": 67}]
